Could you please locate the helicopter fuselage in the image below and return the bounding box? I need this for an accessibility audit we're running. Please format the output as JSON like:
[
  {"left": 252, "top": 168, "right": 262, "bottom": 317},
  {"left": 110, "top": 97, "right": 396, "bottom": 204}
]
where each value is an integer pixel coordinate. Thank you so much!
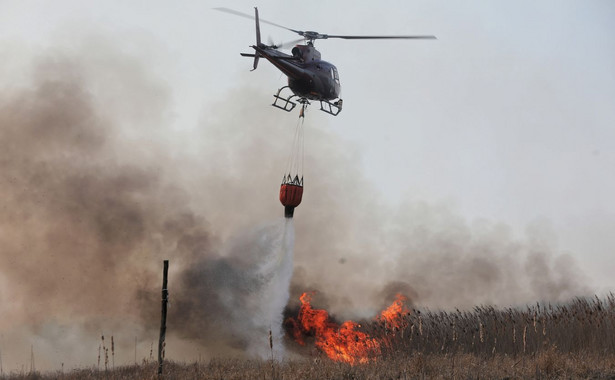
[
  {"left": 252, "top": 44, "right": 341, "bottom": 101},
  {"left": 218, "top": 6, "right": 434, "bottom": 116}
]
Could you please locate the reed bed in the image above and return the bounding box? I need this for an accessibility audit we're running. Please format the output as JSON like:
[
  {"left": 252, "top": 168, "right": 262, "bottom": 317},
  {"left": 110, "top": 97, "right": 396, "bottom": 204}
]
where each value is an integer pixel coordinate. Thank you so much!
[
  {"left": 4, "top": 294, "right": 615, "bottom": 379},
  {"left": 366, "top": 293, "right": 615, "bottom": 359}
]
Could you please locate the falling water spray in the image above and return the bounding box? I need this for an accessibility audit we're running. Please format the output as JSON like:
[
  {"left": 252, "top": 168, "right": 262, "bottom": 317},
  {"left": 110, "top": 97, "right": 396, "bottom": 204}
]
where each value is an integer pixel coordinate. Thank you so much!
[{"left": 210, "top": 218, "right": 296, "bottom": 359}]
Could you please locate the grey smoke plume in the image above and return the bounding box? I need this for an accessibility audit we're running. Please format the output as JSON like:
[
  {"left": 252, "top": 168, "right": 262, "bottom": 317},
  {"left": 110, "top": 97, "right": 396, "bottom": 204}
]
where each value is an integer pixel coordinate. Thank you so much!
[
  {"left": 155, "top": 219, "right": 295, "bottom": 359},
  {"left": 0, "top": 39, "right": 591, "bottom": 370},
  {"left": 0, "top": 43, "right": 296, "bottom": 370}
]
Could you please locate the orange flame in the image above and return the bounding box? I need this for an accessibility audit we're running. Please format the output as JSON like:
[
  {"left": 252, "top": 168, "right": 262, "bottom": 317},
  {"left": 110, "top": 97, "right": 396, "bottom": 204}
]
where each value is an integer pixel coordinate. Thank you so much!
[
  {"left": 377, "top": 293, "right": 410, "bottom": 330},
  {"left": 289, "top": 292, "right": 410, "bottom": 365}
]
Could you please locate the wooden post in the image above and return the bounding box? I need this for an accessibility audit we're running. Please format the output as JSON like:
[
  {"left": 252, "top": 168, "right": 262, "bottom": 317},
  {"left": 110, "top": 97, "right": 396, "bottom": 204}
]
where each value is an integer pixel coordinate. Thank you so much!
[{"left": 158, "top": 260, "right": 169, "bottom": 376}]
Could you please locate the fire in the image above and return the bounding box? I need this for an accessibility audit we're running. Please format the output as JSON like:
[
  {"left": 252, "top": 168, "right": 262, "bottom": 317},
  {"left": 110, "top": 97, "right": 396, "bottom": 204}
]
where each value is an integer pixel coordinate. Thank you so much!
[
  {"left": 288, "top": 292, "right": 410, "bottom": 365},
  {"left": 377, "top": 293, "right": 410, "bottom": 330}
]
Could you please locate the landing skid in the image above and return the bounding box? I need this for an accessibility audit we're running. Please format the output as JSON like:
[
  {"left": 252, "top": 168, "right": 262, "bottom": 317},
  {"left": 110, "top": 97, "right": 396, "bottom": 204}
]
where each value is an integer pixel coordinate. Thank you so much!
[
  {"left": 272, "top": 86, "right": 343, "bottom": 117},
  {"left": 319, "top": 98, "right": 343, "bottom": 116},
  {"left": 272, "top": 86, "right": 299, "bottom": 112}
]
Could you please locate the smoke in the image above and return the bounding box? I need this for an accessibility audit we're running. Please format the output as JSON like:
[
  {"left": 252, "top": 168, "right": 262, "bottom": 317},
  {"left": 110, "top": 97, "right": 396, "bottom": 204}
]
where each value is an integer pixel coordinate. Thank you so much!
[
  {"left": 164, "top": 219, "right": 295, "bottom": 359},
  {"left": 0, "top": 40, "right": 297, "bottom": 370},
  {"left": 0, "top": 36, "right": 592, "bottom": 370}
]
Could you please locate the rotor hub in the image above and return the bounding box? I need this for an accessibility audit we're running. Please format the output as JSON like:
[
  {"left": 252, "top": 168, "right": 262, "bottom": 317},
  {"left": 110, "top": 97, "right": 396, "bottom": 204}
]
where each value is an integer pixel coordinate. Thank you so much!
[{"left": 302, "top": 31, "right": 326, "bottom": 41}]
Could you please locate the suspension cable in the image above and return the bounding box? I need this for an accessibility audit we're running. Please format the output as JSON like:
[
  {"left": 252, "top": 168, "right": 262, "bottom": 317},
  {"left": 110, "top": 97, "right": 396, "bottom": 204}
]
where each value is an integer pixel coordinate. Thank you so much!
[{"left": 284, "top": 116, "right": 305, "bottom": 184}]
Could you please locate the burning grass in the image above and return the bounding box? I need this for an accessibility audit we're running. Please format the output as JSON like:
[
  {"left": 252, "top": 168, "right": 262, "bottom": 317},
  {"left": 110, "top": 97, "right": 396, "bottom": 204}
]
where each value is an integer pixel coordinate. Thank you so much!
[
  {"left": 6, "top": 294, "right": 615, "bottom": 379},
  {"left": 288, "top": 292, "right": 615, "bottom": 365},
  {"left": 286, "top": 292, "right": 384, "bottom": 364}
]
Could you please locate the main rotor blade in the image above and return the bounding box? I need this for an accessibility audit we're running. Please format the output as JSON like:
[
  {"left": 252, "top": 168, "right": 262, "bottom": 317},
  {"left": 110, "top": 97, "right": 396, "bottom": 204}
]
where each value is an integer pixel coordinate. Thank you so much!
[
  {"left": 213, "top": 7, "right": 303, "bottom": 36},
  {"left": 325, "top": 35, "right": 437, "bottom": 40},
  {"left": 213, "top": 8, "right": 436, "bottom": 42}
]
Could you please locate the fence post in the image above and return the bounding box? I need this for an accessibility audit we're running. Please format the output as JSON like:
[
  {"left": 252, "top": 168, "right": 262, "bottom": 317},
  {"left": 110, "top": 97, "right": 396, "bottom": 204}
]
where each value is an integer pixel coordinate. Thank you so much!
[{"left": 158, "top": 260, "right": 169, "bottom": 376}]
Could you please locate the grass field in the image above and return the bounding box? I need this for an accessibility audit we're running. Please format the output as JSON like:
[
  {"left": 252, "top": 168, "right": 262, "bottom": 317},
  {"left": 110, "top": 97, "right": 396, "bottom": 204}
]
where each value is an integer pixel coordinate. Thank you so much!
[
  {"left": 7, "top": 353, "right": 615, "bottom": 380},
  {"left": 5, "top": 294, "right": 615, "bottom": 379}
]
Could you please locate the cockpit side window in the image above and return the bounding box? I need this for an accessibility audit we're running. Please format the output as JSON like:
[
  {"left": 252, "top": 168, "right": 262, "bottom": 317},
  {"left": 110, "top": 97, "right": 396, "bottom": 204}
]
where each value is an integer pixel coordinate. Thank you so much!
[{"left": 331, "top": 67, "right": 340, "bottom": 84}]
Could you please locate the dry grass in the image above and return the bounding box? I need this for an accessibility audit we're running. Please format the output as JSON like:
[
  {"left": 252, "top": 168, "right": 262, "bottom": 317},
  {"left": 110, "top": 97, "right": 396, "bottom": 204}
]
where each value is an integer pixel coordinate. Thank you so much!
[
  {"left": 5, "top": 294, "right": 615, "bottom": 379},
  {"left": 368, "top": 293, "right": 615, "bottom": 358},
  {"left": 7, "top": 354, "right": 615, "bottom": 380}
]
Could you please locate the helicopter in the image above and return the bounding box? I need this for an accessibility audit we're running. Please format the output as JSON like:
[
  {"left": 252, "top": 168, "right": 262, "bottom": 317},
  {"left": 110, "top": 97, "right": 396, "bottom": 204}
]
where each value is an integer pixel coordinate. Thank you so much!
[{"left": 215, "top": 7, "right": 435, "bottom": 116}]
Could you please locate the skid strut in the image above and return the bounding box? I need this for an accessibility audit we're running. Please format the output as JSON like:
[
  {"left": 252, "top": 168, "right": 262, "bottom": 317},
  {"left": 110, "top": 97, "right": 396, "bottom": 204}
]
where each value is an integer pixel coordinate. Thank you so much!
[
  {"left": 319, "top": 98, "right": 342, "bottom": 116},
  {"left": 272, "top": 86, "right": 342, "bottom": 117},
  {"left": 272, "top": 86, "right": 298, "bottom": 112}
]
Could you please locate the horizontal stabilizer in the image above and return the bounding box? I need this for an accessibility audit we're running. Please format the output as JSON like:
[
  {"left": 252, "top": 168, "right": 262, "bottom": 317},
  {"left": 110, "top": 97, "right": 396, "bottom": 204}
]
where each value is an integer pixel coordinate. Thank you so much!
[{"left": 273, "top": 55, "right": 300, "bottom": 61}]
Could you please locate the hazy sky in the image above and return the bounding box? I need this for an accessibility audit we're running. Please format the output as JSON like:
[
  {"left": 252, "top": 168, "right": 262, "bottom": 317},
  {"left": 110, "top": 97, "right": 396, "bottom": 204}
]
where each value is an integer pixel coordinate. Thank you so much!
[{"left": 2, "top": 0, "right": 614, "bottom": 288}]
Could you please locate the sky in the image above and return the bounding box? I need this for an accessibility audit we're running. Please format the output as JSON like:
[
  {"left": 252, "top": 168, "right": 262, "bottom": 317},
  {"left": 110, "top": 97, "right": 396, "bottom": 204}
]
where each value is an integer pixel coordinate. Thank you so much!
[
  {"left": 1, "top": 0, "right": 615, "bottom": 309},
  {"left": 2, "top": 1, "right": 615, "bottom": 274},
  {"left": 1, "top": 0, "right": 614, "bottom": 271},
  {"left": 11, "top": 1, "right": 612, "bottom": 282},
  {"left": 1, "top": 0, "right": 615, "bottom": 370}
]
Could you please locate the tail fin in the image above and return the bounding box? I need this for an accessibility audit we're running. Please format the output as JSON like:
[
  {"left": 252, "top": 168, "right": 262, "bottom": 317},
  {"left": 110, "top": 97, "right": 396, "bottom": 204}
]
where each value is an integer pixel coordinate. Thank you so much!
[
  {"left": 239, "top": 7, "right": 264, "bottom": 71},
  {"left": 251, "top": 7, "right": 262, "bottom": 70}
]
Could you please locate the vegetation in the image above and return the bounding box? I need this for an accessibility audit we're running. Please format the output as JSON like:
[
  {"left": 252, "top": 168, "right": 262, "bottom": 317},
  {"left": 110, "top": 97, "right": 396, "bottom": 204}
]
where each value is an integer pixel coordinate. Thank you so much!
[
  {"left": 373, "top": 294, "right": 615, "bottom": 358},
  {"left": 6, "top": 353, "right": 615, "bottom": 380},
  {"left": 5, "top": 294, "right": 615, "bottom": 379}
]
